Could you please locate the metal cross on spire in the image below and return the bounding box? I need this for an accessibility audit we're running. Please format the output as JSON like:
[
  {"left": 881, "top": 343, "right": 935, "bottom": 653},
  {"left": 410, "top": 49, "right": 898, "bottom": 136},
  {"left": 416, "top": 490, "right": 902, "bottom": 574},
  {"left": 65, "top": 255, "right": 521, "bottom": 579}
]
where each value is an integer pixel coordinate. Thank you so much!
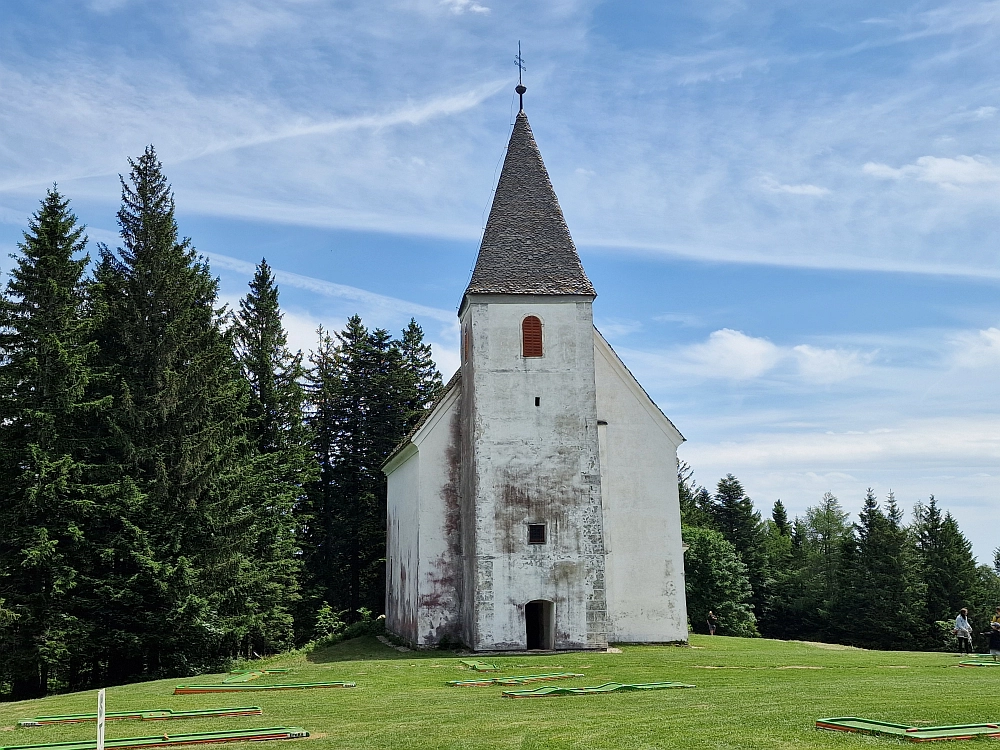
[{"left": 514, "top": 41, "right": 527, "bottom": 111}]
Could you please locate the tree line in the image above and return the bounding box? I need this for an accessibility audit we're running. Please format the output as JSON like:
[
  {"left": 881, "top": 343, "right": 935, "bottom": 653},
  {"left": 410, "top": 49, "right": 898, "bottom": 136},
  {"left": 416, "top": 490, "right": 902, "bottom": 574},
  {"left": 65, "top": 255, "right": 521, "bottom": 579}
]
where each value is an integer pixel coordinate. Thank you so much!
[
  {"left": 0, "top": 147, "right": 441, "bottom": 698},
  {"left": 680, "top": 464, "right": 1000, "bottom": 650}
]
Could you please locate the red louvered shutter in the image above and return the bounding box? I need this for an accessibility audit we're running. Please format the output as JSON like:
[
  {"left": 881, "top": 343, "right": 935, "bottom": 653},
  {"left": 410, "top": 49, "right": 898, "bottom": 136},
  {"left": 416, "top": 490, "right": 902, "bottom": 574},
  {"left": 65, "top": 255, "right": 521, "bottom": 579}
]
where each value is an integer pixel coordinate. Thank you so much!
[{"left": 522, "top": 316, "right": 543, "bottom": 357}]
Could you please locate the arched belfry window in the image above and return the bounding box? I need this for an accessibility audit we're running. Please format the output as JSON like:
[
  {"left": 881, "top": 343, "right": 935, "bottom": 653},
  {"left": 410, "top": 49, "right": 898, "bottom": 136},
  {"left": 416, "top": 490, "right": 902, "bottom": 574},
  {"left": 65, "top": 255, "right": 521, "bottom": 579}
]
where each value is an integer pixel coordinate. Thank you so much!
[{"left": 522, "top": 316, "right": 543, "bottom": 358}]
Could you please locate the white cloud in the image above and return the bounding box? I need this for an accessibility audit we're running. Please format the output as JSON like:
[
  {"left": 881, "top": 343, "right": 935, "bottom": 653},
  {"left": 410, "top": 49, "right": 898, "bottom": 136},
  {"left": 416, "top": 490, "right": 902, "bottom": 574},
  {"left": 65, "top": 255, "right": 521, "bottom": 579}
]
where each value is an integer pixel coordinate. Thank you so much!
[
  {"left": 759, "top": 175, "right": 830, "bottom": 196},
  {"left": 680, "top": 329, "right": 783, "bottom": 379},
  {"left": 863, "top": 155, "right": 1000, "bottom": 187},
  {"left": 949, "top": 326, "right": 1000, "bottom": 367},
  {"left": 440, "top": 0, "right": 490, "bottom": 14},
  {"left": 974, "top": 106, "right": 997, "bottom": 119},
  {"left": 792, "top": 345, "right": 873, "bottom": 383}
]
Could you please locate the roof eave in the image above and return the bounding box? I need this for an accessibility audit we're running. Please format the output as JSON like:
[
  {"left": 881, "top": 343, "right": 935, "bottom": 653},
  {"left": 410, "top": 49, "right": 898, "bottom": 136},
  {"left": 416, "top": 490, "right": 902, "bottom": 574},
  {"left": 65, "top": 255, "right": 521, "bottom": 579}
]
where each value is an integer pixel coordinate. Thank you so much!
[{"left": 459, "top": 291, "right": 597, "bottom": 317}]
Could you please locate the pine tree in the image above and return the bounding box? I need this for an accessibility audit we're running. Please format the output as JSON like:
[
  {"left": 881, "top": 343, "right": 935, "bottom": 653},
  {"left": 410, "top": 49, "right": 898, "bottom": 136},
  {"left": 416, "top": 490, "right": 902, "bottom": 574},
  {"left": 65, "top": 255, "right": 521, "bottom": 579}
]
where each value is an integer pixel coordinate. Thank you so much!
[
  {"left": 91, "top": 147, "right": 250, "bottom": 677},
  {"left": 0, "top": 188, "right": 101, "bottom": 697},
  {"left": 836, "top": 490, "right": 925, "bottom": 649},
  {"left": 301, "top": 316, "right": 440, "bottom": 629},
  {"left": 915, "top": 497, "right": 977, "bottom": 635},
  {"left": 709, "top": 475, "right": 769, "bottom": 623},
  {"left": 303, "top": 318, "right": 398, "bottom": 619},
  {"left": 395, "top": 318, "right": 442, "bottom": 431},
  {"left": 232, "top": 259, "right": 314, "bottom": 654},
  {"left": 771, "top": 500, "right": 790, "bottom": 536},
  {"left": 804, "top": 492, "right": 851, "bottom": 622},
  {"left": 677, "top": 461, "right": 712, "bottom": 528}
]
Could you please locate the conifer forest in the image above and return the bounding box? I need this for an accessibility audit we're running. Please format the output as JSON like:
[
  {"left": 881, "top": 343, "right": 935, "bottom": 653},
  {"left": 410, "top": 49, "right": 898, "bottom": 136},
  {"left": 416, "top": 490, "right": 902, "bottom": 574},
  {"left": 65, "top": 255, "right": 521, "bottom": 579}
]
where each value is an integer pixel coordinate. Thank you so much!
[{"left": 0, "top": 147, "right": 997, "bottom": 699}]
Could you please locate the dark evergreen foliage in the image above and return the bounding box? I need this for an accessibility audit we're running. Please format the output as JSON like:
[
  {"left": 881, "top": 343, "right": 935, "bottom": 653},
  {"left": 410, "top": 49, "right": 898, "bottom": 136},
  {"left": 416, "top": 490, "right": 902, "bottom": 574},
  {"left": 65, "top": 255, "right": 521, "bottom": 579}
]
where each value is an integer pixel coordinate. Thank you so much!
[
  {"left": 914, "top": 496, "right": 978, "bottom": 645},
  {"left": 300, "top": 316, "right": 441, "bottom": 631},
  {"left": 771, "top": 500, "right": 790, "bottom": 536},
  {"left": 232, "top": 259, "right": 315, "bottom": 655},
  {"left": 90, "top": 147, "right": 251, "bottom": 678},
  {"left": 0, "top": 189, "right": 100, "bottom": 697},
  {"left": 833, "top": 491, "right": 926, "bottom": 649},
  {"left": 709, "top": 475, "right": 770, "bottom": 627}
]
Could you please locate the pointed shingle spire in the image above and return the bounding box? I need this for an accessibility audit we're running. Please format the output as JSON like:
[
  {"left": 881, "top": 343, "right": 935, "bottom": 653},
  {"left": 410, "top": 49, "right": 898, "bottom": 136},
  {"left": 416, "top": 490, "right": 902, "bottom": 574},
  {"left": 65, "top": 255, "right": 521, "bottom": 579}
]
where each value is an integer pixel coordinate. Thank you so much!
[{"left": 463, "top": 110, "right": 596, "bottom": 301}]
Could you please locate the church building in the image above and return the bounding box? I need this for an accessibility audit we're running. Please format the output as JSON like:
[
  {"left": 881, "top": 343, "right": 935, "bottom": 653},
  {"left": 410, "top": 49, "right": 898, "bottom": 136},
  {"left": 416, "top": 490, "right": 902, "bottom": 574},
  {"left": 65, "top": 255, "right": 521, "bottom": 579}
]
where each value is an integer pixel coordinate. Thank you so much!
[{"left": 383, "top": 95, "right": 688, "bottom": 651}]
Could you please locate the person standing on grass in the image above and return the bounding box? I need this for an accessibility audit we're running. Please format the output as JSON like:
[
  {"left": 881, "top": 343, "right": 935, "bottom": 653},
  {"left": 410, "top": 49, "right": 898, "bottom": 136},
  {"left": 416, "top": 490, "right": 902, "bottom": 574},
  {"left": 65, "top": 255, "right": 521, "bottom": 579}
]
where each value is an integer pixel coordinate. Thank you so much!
[
  {"left": 980, "top": 622, "right": 1000, "bottom": 662},
  {"left": 955, "top": 608, "right": 974, "bottom": 655},
  {"left": 707, "top": 610, "right": 718, "bottom": 636}
]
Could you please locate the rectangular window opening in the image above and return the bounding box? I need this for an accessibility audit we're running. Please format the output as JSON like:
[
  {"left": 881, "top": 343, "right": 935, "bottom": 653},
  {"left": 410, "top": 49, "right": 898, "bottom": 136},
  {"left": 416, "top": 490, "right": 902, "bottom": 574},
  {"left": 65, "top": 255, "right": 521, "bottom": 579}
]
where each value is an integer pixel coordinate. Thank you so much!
[
  {"left": 534, "top": 397, "right": 540, "bottom": 407},
  {"left": 528, "top": 524, "right": 547, "bottom": 545}
]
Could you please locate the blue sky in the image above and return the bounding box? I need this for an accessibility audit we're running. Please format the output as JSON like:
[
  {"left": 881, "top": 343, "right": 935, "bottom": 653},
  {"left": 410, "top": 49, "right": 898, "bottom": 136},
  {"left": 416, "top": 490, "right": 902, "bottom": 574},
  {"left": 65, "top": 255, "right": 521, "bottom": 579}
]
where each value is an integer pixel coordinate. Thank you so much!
[{"left": 2, "top": 0, "right": 999, "bottom": 561}]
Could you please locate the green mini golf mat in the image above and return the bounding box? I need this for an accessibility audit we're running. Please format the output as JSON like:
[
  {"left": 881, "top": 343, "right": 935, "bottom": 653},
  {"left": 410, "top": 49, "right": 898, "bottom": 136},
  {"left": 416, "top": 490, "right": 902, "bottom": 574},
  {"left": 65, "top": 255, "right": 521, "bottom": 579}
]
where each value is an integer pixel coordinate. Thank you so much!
[
  {"left": 816, "top": 717, "right": 1000, "bottom": 742},
  {"left": 173, "top": 682, "right": 353, "bottom": 694},
  {"left": 222, "top": 670, "right": 290, "bottom": 683},
  {"left": 502, "top": 681, "right": 695, "bottom": 698},
  {"left": 0, "top": 727, "right": 309, "bottom": 750},
  {"left": 19, "top": 708, "right": 263, "bottom": 727},
  {"left": 459, "top": 661, "right": 499, "bottom": 672},
  {"left": 958, "top": 660, "right": 1000, "bottom": 667},
  {"left": 448, "top": 672, "right": 584, "bottom": 687}
]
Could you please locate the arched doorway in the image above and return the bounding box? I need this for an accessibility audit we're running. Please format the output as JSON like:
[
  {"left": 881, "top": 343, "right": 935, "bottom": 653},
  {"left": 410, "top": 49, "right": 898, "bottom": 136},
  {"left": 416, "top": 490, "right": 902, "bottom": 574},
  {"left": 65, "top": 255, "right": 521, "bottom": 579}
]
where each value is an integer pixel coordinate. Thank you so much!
[{"left": 525, "top": 600, "right": 554, "bottom": 650}]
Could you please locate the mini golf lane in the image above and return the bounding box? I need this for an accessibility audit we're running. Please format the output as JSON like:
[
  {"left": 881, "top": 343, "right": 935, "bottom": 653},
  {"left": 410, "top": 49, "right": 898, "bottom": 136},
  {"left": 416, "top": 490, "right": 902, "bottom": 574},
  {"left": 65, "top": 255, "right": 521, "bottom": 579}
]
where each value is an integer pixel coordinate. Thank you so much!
[
  {"left": 173, "top": 682, "right": 353, "bottom": 694},
  {"left": 19, "top": 709, "right": 263, "bottom": 727},
  {"left": 0, "top": 727, "right": 309, "bottom": 750},
  {"left": 817, "top": 717, "right": 1000, "bottom": 742},
  {"left": 448, "top": 672, "right": 584, "bottom": 687},
  {"left": 502, "top": 681, "right": 695, "bottom": 698}
]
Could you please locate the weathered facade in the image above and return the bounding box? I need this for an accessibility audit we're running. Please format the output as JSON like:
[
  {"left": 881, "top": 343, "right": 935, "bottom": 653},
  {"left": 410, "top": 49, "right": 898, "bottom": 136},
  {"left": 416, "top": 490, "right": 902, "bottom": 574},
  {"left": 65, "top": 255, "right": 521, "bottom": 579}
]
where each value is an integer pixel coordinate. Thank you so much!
[{"left": 383, "top": 106, "right": 687, "bottom": 651}]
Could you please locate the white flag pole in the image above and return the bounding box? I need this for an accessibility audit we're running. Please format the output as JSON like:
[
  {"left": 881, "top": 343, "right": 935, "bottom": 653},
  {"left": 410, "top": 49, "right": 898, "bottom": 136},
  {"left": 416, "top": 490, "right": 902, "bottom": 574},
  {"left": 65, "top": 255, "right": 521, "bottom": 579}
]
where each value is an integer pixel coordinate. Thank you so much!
[{"left": 96, "top": 689, "right": 106, "bottom": 750}]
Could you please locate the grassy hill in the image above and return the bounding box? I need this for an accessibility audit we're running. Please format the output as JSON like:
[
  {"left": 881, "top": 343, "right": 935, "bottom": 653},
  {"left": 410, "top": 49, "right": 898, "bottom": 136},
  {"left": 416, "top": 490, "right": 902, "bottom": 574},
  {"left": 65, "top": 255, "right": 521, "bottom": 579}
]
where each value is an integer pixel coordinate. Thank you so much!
[{"left": 1, "top": 636, "right": 995, "bottom": 749}]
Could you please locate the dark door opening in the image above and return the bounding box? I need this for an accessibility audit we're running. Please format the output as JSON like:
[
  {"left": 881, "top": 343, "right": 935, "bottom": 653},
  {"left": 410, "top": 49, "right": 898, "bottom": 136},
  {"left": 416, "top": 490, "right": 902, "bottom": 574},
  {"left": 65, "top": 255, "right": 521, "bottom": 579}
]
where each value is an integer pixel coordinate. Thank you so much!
[{"left": 525, "top": 600, "right": 554, "bottom": 650}]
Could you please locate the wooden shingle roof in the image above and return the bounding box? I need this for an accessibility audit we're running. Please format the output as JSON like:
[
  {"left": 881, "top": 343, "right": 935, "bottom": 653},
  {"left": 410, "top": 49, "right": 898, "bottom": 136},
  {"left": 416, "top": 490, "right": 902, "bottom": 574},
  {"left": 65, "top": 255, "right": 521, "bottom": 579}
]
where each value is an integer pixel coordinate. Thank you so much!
[{"left": 463, "top": 110, "right": 596, "bottom": 300}]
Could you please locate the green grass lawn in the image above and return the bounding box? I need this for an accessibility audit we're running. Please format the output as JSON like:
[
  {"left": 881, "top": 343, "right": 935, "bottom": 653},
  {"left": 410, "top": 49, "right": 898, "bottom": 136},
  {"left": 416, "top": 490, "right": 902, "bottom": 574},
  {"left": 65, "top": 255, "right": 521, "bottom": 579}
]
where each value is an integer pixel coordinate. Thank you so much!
[{"left": 2, "top": 636, "right": 997, "bottom": 749}]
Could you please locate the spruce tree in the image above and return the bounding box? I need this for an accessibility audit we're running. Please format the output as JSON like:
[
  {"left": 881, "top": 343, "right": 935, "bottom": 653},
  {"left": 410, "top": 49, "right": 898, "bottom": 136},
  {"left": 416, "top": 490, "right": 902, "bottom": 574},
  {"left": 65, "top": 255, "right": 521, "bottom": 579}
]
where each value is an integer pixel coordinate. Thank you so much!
[
  {"left": 836, "top": 490, "right": 925, "bottom": 649},
  {"left": 771, "top": 500, "right": 790, "bottom": 536},
  {"left": 91, "top": 147, "right": 249, "bottom": 676},
  {"left": 303, "top": 318, "right": 400, "bottom": 618},
  {"left": 0, "top": 188, "right": 99, "bottom": 697},
  {"left": 803, "top": 492, "right": 851, "bottom": 627},
  {"left": 232, "top": 259, "right": 314, "bottom": 654},
  {"left": 301, "top": 316, "right": 440, "bottom": 628},
  {"left": 915, "top": 497, "right": 977, "bottom": 636},
  {"left": 709, "top": 475, "right": 769, "bottom": 622},
  {"left": 677, "top": 461, "right": 712, "bottom": 528},
  {"left": 395, "top": 318, "right": 442, "bottom": 430}
]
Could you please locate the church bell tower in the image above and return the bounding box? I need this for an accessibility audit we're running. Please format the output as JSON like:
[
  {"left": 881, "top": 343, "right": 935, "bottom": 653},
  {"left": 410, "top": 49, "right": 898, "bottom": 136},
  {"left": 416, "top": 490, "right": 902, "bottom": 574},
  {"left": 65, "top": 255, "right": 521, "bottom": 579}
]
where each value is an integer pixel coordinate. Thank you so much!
[{"left": 457, "top": 96, "right": 609, "bottom": 650}]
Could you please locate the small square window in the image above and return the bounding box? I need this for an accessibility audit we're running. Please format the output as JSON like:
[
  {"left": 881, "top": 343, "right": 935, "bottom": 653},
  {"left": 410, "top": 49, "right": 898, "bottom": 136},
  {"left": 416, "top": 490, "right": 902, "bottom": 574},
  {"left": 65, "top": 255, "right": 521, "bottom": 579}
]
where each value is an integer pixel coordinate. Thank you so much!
[{"left": 528, "top": 524, "right": 547, "bottom": 544}]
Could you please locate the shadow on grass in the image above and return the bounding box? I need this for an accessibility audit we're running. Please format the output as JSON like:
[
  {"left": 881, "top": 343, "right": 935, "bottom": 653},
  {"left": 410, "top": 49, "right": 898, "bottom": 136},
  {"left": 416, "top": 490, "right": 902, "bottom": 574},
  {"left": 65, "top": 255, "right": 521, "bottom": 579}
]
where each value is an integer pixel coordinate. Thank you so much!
[{"left": 306, "top": 636, "right": 460, "bottom": 663}]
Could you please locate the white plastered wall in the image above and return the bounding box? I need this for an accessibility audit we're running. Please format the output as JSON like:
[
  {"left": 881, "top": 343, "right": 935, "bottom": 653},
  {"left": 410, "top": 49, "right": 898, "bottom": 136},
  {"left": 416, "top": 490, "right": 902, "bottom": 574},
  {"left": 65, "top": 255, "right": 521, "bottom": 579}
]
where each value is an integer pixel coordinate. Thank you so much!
[
  {"left": 411, "top": 386, "right": 463, "bottom": 645},
  {"left": 385, "top": 447, "right": 419, "bottom": 642},
  {"left": 460, "top": 296, "right": 608, "bottom": 650},
  {"left": 594, "top": 330, "right": 689, "bottom": 643}
]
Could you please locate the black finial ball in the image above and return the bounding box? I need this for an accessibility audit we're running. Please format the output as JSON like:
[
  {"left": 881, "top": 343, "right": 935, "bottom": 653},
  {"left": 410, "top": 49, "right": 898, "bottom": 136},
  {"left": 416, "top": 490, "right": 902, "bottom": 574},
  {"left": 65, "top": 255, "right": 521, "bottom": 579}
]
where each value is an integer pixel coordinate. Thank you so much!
[{"left": 515, "top": 84, "right": 527, "bottom": 95}]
